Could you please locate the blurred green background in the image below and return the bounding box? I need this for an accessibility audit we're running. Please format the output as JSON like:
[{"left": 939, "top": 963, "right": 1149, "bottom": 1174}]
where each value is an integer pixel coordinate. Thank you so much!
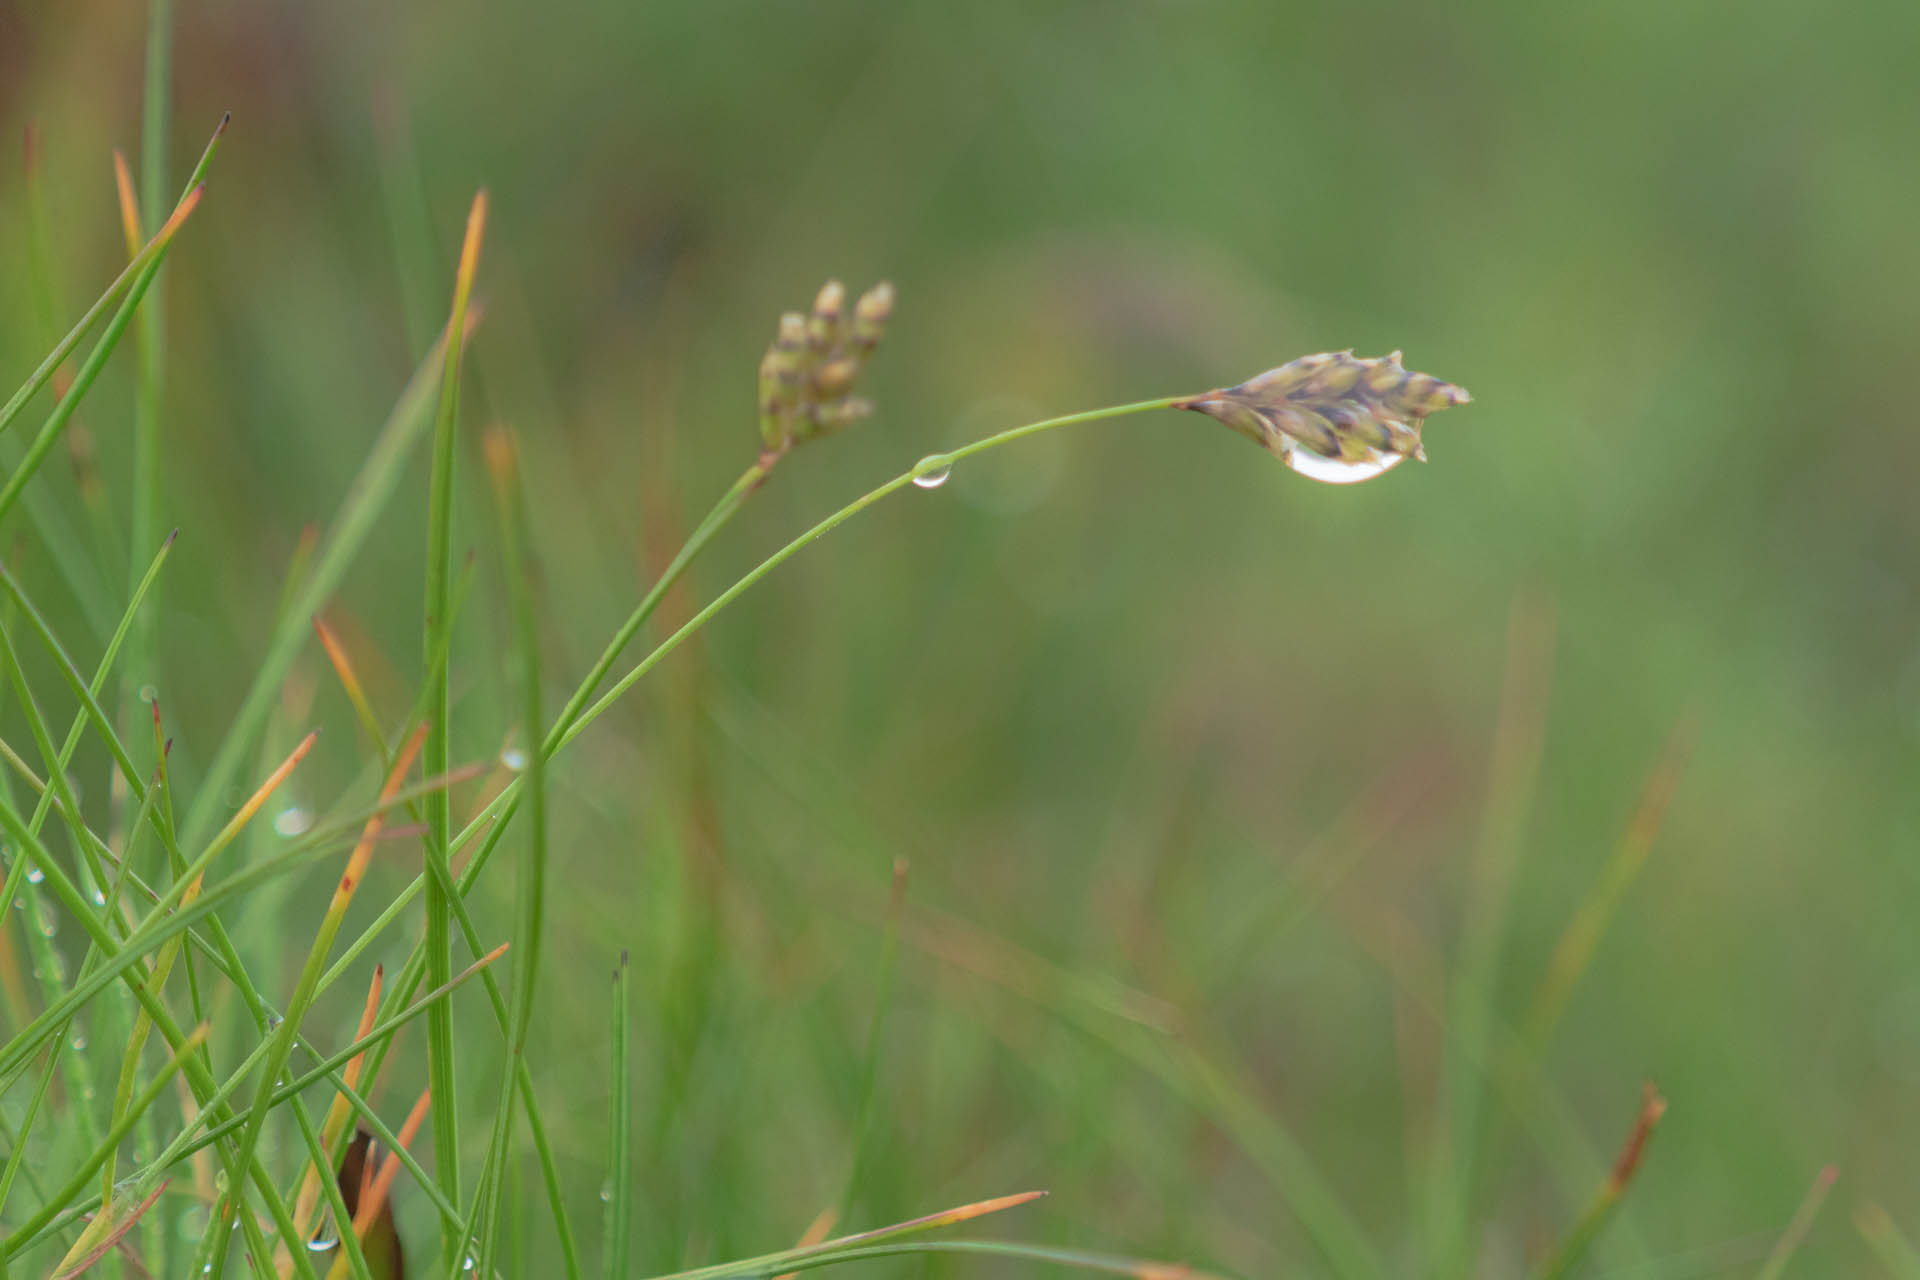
[{"left": 5, "top": 0, "right": 1920, "bottom": 1274}]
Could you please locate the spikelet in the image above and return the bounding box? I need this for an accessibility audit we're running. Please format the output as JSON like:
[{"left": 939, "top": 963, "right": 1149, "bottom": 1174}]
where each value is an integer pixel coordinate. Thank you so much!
[
  {"left": 1176, "top": 351, "right": 1469, "bottom": 482},
  {"left": 757, "top": 279, "right": 895, "bottom": 454}
]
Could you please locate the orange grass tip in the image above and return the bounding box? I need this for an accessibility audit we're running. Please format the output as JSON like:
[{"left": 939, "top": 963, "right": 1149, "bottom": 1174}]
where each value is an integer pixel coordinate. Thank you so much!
[
  {"left": 758, "top": 279, "right": 896, "bottom": 454},
  {"left": 482, "top": 423, "right": 517, "bottom": 480},
  {"left": 1175, "top": 350, "right": 1470, "bottom": 486}
]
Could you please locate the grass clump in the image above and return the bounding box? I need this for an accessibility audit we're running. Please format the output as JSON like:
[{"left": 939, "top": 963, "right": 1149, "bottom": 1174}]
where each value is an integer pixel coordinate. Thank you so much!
[{"left": 7, "top": 15, "right": 1841, "bottom": 1280}]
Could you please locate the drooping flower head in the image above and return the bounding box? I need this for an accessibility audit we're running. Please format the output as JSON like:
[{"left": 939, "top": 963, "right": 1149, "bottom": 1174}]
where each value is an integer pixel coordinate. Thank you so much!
[{"left": 1176, "top": 351, "right": 1470, "bottom": 484}]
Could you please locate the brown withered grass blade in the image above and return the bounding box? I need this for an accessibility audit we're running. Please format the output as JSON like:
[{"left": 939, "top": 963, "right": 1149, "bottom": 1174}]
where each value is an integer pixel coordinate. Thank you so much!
[{"left": 325, "top": 1091, "right": 431, "bottom": 1280}]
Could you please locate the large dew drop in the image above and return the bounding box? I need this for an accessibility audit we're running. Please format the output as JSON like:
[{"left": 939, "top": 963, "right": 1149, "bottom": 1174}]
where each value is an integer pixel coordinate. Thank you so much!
[
  {"left": 911, "top": 454, "right": 953, "bottom": 489},
  {"left": 1279, "top": 440, "right": 1408, "bottom": 485}
]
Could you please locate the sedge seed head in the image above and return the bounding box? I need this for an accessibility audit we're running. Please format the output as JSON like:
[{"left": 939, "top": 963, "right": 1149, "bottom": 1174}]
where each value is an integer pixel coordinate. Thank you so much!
[
  {"left": 756, "top": 279, "right": 896, "bottom": 454},
  {"left": 1176, "top": 350, "right": 1469, "bottom": 483}
]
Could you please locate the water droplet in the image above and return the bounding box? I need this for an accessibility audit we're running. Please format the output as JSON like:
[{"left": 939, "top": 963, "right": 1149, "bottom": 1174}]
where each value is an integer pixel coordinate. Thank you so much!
[
  {"left": 91, "top": 889, "right": 106, "bottom": 906},
  {"left": 463, "top": 1256, "right": 476, "bottom": 1272},
  {"left": 273, "top": 806, "right": 313, "bottom": 837},
  {"left": 138, "top": 684, "right": 157, "bottom": 703},
  {"left": 11, "top": 897, "right": 22, "bottom": 911},
  {"left": 599, "top": 1181, "right": 613, "bottom": 1203},
  {"left": 1277, "top": 439, "right": 1408, "bottom": 485},
  {"left": 24, "top": 867, "right": 44, "bottom": 885},
  {"left": 38, "top": 913, "right": 58, "bottom": 938},
  {"left": 70, "top": 1030, "right": 86, "bottom": 1051},
  {"left": 306, "top": 1223, "right": 338, "bottom": 1251},
  {"left": 500, "top": 748, "right": 528, "bottom": 772},
  {"left": 911, "top": 454, "right": 953, "bottom": 488}
]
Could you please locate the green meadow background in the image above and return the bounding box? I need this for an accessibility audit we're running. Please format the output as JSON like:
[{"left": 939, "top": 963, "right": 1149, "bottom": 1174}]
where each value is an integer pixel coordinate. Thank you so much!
[{"left": 4, "top": 0, "right": 1919, "bottom": 1275}]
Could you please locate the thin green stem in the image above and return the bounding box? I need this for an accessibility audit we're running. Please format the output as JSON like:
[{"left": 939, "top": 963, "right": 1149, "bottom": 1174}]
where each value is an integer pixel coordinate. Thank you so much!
[
  {"left": 340, "top": 397, "right": 1181, "bottom": 1070},
  {"left": 603, "top": 952, "right": 632, "bottom": 1280}
]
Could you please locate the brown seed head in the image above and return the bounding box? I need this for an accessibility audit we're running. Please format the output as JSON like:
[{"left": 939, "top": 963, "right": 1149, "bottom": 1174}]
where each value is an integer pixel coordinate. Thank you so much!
[{"left": 1177, "top": 350, "right": 1469, "bottom": 483}]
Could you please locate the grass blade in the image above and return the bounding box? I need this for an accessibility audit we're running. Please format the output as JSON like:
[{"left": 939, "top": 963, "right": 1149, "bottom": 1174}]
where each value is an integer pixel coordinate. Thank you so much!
[
  {"left": 751, "top": 1240, "right": 1231, "bottom": 1278},
  {"left": 1525, "top": 717, "right": 1693, "bottom": 1052},
  {"left": 637, "top": 1191, "right": 1047, "bottom": 1280},
  {"left": 840, "top": 857, "right": 908, "bottom": 1223},
  {"left": 1535, "top": 1083, "right": 1666, "bottom": 1280},
  {"left": 421, "top": 190, "right": 488, "bottom": 1260},
  {"left": 460, "top": 425, "right": 550, "bottom": 1278},
  {"left": 1430, "top": 599, "right": 1556, "bottom": 1277},
  {"left": 604, "top": 951, "right": 632, "bottom": 1280},
  {"left": 1856, "top": 1205, "right": 1920, "bottom": 1279},
  {"left": 1756, "top": 1165, "right": 1837, "bottom": 1280}
]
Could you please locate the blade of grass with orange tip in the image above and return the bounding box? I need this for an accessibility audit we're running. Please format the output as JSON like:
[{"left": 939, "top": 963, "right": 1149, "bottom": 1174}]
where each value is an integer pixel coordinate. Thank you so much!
[
  {"left": 1534, "top": 1083, "right": 1666, "bottom": 1280},
  {"left": 22, "top": 1023, "right": 207, "bottom": 1272},
  {"left": 421, "top": 190, "right": 488, "bottom": 1254},
  {"left": 113, "top": 148, "right": 144, "bottom": 256},
  {"left": 323, "top": 1089, "right": 430, "bottom": 1280},
  {"left": 1525, "top": 716, "right": 1694, "bottom": 1053},
  {"left": 217, "top": 724, "right": 430, "bottom": 1278},
  {"left": 1755, "top": 1164, "right": 1838, "bottom": 1280},
  {"left": 281, "top": 966, "right": 386, "bottom": 1275},
  {"left": 0, "top": 115, "right": 221, "bottom": 441},
  {"left": 748, "top": 1240, "right": 1232, "bottom": 1279},
  {"left": 637, "top": 1191, "right": 1049, "bottom": 1280},
  {"left": 0, "top": 147, "right": 220, "bottom": 530},
  {"left": 313, "top": 615, "right": 389, "bottom": 757},
  {"left": 458, "top": 423, "right": 554, "bottom": 1279},
  {"left": 12, "top": 946, "right": 508, "bottom": 1263}
]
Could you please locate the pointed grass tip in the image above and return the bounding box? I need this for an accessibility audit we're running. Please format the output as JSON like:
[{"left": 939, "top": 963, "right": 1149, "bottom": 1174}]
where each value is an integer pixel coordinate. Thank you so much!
[{"left": 1177, "top": 350, "right": 1469, "bottom": 485}]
